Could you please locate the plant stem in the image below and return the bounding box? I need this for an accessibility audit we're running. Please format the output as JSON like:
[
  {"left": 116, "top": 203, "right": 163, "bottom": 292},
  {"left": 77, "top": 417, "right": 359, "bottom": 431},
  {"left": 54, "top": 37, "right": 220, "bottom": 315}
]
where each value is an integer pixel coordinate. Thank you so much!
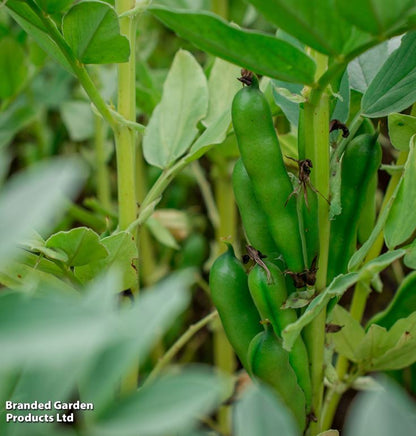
[
  {"left": 303, "top": 51, "right": 330, "bottom": 436},
  {"left": 94, "top": 115, "right": 112, "bottom": 210},
  {"left": 212, "top": 0, "right": 229, "bottom": 18},
  {"left": 115, "top": 0, "right": 138, "bottom": 231},
  {"left": 321, "top": 149, "right": 409, "bottom": 430},
  {"left": 145, "top": 311, "right": 218, "bottom": 386},
  {"left": 25, "top": 0, "right": 116, "bottom": 129}
]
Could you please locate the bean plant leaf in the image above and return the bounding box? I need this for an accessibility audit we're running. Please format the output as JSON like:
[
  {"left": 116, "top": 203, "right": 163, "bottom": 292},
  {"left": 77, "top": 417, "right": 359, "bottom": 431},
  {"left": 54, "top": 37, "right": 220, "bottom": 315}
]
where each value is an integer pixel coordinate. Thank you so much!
[
  {"left": 92, "top": 368, "right": 227, "bottom": 436},
  {"left": 203, "top": 58, "right": 241, "bottom": 128},
  {"left": 362, "top": 32, "right": 416, "bottom": 117},
  {"left": 0, "top": 37, "right": 27, "bottom": 99},
  {"left": 186, "top": 111, "right": 231, "bottom": 163},
  {"left": 79, "top": 271, "right": 193, "bottom": 413},
  {"left": 6, "top": 1, "right": 72, "bottom": 71},
  {"left": 348, "top": 41, "right": 389, "bottom": 94},
  {"left": 282, "top": 250, "right": 405, "bottom": 350},
  {"left": 46, "top": 227, "right": 109, "bottom": 267},
  {"left": 404, "top": 240, "right": 416, "bottom": 269},
  {"left": 143, "top": 50, "right": 208, "bottom": 169},
  {"left": 74, "top": 232, "right": 137, "bottom": 292},
  {"left": 345, "top": 378, "right": 416, "bottom": 436},
  {"left": 0, "top": 273, "right": 119, "bottom": 370},
  {"left": 330, "top": 305, "right": 365, "bottom": 362},
  {"left": 20, "top": 231, "right": 68, "bottom": 262},
  {"left": 146, "top": 216, "right": 180, "bottom": 250},
  {"left": 62, "top": 1, "right": 130, "bottom": 64},
  {"left": 272, "top": 81, "right": 303, "bottom": 126},
  {"left": 336, "top": 0, "right": 415, "bottom": 36},
  {"left": 246, "top": 0, "right": 371, "bottom": 56},
  {"left": 37, "top": 0, "right": 74, "bottom": 13},
  {"left": 0, "top": 158, "right": 87, "bottom": 265},
  {"left": 388, "top": 113, "right": 416, "bottom": 151},
  {"left": 234, "top": 384, "right": 298, "bottom": 436},
  {"left": 149, "top": 6, "right": 316, "bottom": 85},
  {"left": 385, "top": 139, "right": 416, "bottom": 248},
  {"left": 61, "top": 101, "right": 94, "bottom": 142}
]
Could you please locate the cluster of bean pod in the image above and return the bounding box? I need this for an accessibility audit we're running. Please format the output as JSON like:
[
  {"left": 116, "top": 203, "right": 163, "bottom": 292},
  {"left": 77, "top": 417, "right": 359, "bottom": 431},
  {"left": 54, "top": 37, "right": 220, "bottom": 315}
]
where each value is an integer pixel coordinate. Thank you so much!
[{"left": 209, "top": 71, "right": 381, "bottom": 431}]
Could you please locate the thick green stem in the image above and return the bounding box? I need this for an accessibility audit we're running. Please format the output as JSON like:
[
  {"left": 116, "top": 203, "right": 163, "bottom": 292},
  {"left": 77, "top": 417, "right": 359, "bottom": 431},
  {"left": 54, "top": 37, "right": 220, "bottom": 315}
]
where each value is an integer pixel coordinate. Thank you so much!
[
  {"left": 212, "top": 0, "right": 229, "bottom": 18},
  {"left": 115, "top": 0, "right": 137, "bottom": 231},
  {"left": 321, "top": 150, "right": 409, "bottom": 429},
  {"left": 94, "top": 115, "right": 112, "bottom": 210},
  {"left": 303, "top": 52, "right": 330, "bottom": 436}
]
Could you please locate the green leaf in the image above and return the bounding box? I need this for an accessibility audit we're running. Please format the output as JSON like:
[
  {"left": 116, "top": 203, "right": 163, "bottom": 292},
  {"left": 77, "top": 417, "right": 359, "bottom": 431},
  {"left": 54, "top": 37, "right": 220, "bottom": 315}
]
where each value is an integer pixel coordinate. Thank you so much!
[
  {"left": 362, "top": 32, "right": 416, "bottom": 117},
  {"left": 62, "top": 1, "right": 130, "bottom": 64},
  {"left": 404, "top": 240, "right": 416, "bottom": 269},
  {"left": 186, "top": 110, "right": 231, "bottom": 163},
  {"left": 318, "top": 432, "right": 339, "bottom": 436},
  {"left": 0, "top": 99, "right": 36, "bottom": 148},
  {"left": 37, "top": 0, "right": 73, "bottom": 14},
  {"left": 6, "top": 0, "right": 72, "bottom": 71},
  {"left": 79, "top": 271, "right": 193, "bottom": 413},
  {"left": 385, "top": 139, "right": 416, "bottom": 248},
  {"left": 60, "top": 101, "right": 94, "bottom": 141},
  {"left": 146, "top": 216, "right": 180, "bottom": 250},
  {"left": 354, "top": 324, "right": 390, "bottom": 364},
  {"left": 149, "top": 6, "right": 316, "bottom": 85},
  {"left": 330, "top": 305, "right": 365, "bottom": 362},
  {"left": 247, "top": 0, "right": 371, "bottom": 56},
  {"left": 283, "top": 251, "right": 405, "bottom": 350},
  {"left": 234, "top": 384, "right": 299, "bottom": 436},
  {"left": 92, "top": 368, "right": 227, "bottom": 436},
  {"left": 0, "top": 158, "right": 87, "bottom": 264},
  {"left": 20, "top": 231, "right": 68, "bottom": 262},
  {"left": 388, "top": 113, "right": 416, "bottom": 151},
  {"left": 46, "top": 227, "right": 109, "bottom": 267},
  {"left": 0, "top": 258, "right": 76, "bottom": 294},
  {"left": 348, "top": 41, "right": 389, "bottom": 94},
  {"left": 203, "top": 58, "right": 241, "bottom": 127},
  {"left": 345, "top": 378, "right": 416, "bottom": 436},
  {"left": 283, "top": 272, "right": 359, "bottom": 350},
  {"left": 143, "top": 50, "right": 208, "bottom": 168},
  {"left": 74, "top": 231, "right": 137, "bottom": 291},
  {"left": 336, "top": 0, "right": 415, "bottom": 35},
  {"left": 0, "top": 37, "right": 27, "bottom": 99},
  {"left": 0, "top": 273, "right": 119, "bottom": 370}
]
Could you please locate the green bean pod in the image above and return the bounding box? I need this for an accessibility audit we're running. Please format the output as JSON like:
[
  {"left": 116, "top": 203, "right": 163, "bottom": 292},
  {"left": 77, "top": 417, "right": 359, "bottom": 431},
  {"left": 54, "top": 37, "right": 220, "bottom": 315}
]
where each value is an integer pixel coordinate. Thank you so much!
[
  {"left": 232, "top": 158, "right": 279, "bottom": 258},
  {"left": 248, "top": 324, "right": 306, "bottom": 431},
  {"left": 209, "top": 244, "right": 262, "bottom": 370},
  {"left": 232, "top": 76, "right": 304, "bottom": 272},
  {"left": 327, "top": 134, "right": 382, "bottom": 282},
  {"left": 248, "top": 261, "right": 312, "bottom": 408}
]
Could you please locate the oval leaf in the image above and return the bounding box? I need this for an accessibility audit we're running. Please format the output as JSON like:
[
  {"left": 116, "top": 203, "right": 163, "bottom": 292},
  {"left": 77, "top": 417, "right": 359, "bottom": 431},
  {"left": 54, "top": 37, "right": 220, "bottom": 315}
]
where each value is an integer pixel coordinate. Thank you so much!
[
  {"left": 37, "top": 0, "right": 73, "bottom": 13},
  {"left": 63, "top": 1, "right": 130, "bottom": 64},
  {"left": 143, "top": 50, "right": 208, "bottom": 168},
  {"left": 46, "top": 227, "right": 109, "bottom": 267},
  {"left": 336, "top": 0, "right": 415, "bottom": 35},
  {"left": 388, "top": 113, "right": 416, "bottom": 151},
  {"left": 150, "top": 6, "right": 316, "bottom": 85},
  {"left": 234, "top": 384, "right": 298, "bottom": 436},
  {"left": 385, "top": 138, "right": 416, "bottom": 248},
  {"left": 247, "top": 0, "right": 371, "bottom": 56},
  {"left": 362, "top": 32, "right": 416, "bottom": 117}
]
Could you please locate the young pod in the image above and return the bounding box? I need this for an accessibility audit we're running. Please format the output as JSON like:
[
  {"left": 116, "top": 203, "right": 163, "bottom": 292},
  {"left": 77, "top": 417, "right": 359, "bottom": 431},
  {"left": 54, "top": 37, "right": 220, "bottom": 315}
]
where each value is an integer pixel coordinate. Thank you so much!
[
  {"left": 232, "top": 158, "right": 279, "bottom": 258},
  {"left": 248, "top": 325, "right": 306, "bottom": 431},
  {"left": 232, "top": 74, "right": 304, "bottom": 273},
  {"left": 327, "top": 134, "right": 382, "bottom": 282},
  {"left": 248, "top": 261, "right": 312, "bottom": 409},
  {"left": 209, "top": 244, "right": 262, "bottom": 370}
]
